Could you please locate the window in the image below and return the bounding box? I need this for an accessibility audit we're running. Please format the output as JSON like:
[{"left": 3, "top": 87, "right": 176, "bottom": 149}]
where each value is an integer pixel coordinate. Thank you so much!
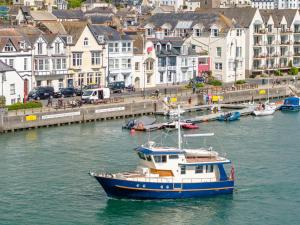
[
  {"left": 24, "top": 58, "right": 28, "bottom": 70},
  {"left": 9, "top": 59, "right": 14, "bottom": 68},
  {"left": 216, "top": 47, "right": 222, "bottom": 57},
  {"left": 87, "top": 73, "right": 93, "bottom": 84},
  {"left": 215, "top": 63, "right": 222, "bottom": 70},
  {"left": 37, "top": 42, "right": 43, "bottom": 54},
  {"left": 236, "top": 47, "right": 242, "bottom": 57},
  {"left": 72, "top": 53, "right": 82, "bottom": 66},
  {"left": 135, "top": 62, "right": 140, "bottom": 71},
  {"left": 55, "top": 42, "right": 60, "bottom": 54},
  {"left": 34, "top": 59, "right": 49, "bottom": 70},
  {"left": 58, "top": 79, "right": 63, "bottom": 89},
  {"left": 167, "top": 72, "right": 172, "bottom": 82},
  {"left": 122, "top": 58, "right": 131, "bottom": 69},
  {"left": 4, "top": 43, "right": 14, "bottom": 52},
  {"left": 211, "top": 29, "right": 219, "bottom": 37},
  {"left": 78, "top": 73, "right": 84, "bottom": 86},
  {"left": 181, "top": 166, "right": 186, "bottom": 175},
  {"left": 147, "top": 74, "right": 151, "bottom": 84},
  {"left": 10, "top": 84, "right": 15, "bottom": 95},
  {"left": 153, "top": 155, "right": 167, "bottom": 163},
  {"left": 138, "top": 152, "right": 146, "bottom": 160},
  {"left": 236, "top": 29, "right": 242, "bottom": 36},
  {"left": 108, "top": 43, "right": 119, "bottom": 53},
  {"left": 195, "top": 165, "right": 203, "bottom": 173},
  {"left": 206, "top": 165, "right": 214, "bottom": 173},
  {"left": 146, "top": 28, "right": 153, "bottom": 36},
  {"left": 146, "top": 61, "right": 153, "bottom": 71},
  {"left": 164, "top": 29, "right": 170, "bottom": 36},
  {"left": 146, "top": 155, "right": 152, "bottom": 162},
  {"left": 169, "top": 155, "right": 179, "bottom": 159},
  {"left": 84, "top": 37, "right": 88, "bottom": 46},
  {"left": 11, "top": 99, "right": 16, "bottom": 104},
  {"left": 53, "top": 58, "right": 66, "bottom": 70},
  {"left": 91, "top": 52, "right": 101, "bottom": 65},
  {"left": 122, "top": 42, "right": 132, "bottom": 52},
  {"left": 194, "top": 29, "right": 201, "bottom": 37},
  {"left": 166, "top": 43, "right": 171, "bottom": 51},
  {"left": 267, "top": 24, "right": 272, "bottom": 33},
  {"left": 109, "top": 59, "right": 119, "bottom": 69},
  {"left": 95, "top": 72, "right": 101, "bottom": 85},
  {"left": 160, "top": 72, "right": 164, "bottom": 82}
]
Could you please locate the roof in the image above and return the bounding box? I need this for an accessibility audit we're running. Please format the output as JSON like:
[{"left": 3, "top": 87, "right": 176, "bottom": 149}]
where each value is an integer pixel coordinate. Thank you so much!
[
  {"left": 85, "top": 7, "right": 114, "bottom": 14},
  {"left": 0, "top": 61, "right": 15, "bottom": 72},
  {"left": 40, "top": 21, "right": 67, "bottom": 34},
  {"left": 15, "top": 26, "right": 43, "bottom": 45},
  {"left": 133, "top": 35, "right": 144, "bottom": 54},
  {"left": 62, "top": 21, "right": 88, "bottom": 44},
  {"left": 89, "top": 15, "right": 112, "bottom": 24},
  {"left": 90, "top": 25, "right": 132, "bottom": 41},
  {"left": 260, "top": 9, "right": 298, "bottom": 27},
  {"left": 136, "top": 146, "right": 184, "bottom": 155},
  {"left": 0, "top": 28, "right": 30, "bottom": 52},
  {"left": 30, "top": 11, "right": 57, "bottom": 21},
  {"left": 146, "top": 12, "right": 234, "bottom": 33},
  {"left": 52, "top": 10, "right": 84, "bottom": 20}
]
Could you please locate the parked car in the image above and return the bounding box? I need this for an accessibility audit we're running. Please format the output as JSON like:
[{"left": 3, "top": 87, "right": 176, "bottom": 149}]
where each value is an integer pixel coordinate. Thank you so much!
[
  {"left": 28, "top": 86, "right": 54, "bottom": 100},
  {"left": 108, "top": 81, "right": 125, "bottom": 93},
  {"left": 54, "top": 87, "right": 77, "bottom": 98},
  {"left": 74, "top": 88, "right": 83, "bottom": 96}
]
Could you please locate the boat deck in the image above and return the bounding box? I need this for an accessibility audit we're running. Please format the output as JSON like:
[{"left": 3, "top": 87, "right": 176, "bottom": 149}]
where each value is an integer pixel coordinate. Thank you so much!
[{"left": 185, "top": 156, "right": 225, "bottom": 163}]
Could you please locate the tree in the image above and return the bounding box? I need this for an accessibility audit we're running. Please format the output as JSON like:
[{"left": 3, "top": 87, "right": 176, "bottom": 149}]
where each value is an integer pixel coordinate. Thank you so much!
[{"left": 68, "top": 0, "right": 82, "bottom": 9}]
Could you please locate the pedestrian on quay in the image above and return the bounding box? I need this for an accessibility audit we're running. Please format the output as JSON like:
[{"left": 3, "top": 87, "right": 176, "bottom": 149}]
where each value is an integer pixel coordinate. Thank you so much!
[{"left": 47, "top": 96, "right": 53, "bottom": 107}]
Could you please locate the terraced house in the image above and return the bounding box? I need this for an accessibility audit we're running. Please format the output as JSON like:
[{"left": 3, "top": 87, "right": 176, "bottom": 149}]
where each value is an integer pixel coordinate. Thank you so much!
[
  {"left": 145, "top": 12, "right": 246, "bottom": 83},
  {"left": 62, "top": 22, "right": 106, "bottom": 88}
]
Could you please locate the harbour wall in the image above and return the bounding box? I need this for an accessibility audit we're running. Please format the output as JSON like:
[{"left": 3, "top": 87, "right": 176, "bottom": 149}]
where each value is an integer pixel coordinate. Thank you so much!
[{"left": 0, "top": 85, "right": 292, "bottom": 133}]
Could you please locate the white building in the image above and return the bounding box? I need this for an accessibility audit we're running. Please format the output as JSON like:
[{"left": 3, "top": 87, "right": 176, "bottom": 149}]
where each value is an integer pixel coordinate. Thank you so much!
[
  {"left": 0, "top": 61, "right": 24, "bottom": 105},
  {"left": 252, "top": 0, "right": 300, "bottom": 9},
  {"left": 91, "top": 25, "right": 134, "bottom": 87},
  {"left": 252, "top": 0, "right": 275, "bottom": 9},
  {"left": 145, "top": 12, "right": 246, "bottom": 83},
  {"left": 0, "top": 28, "right": 32, "bottom": 99}
]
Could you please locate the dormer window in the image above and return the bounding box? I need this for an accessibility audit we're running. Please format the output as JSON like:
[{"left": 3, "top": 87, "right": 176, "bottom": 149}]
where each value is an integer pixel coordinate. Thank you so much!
[
  {"left": 37, "top": 42, "right": 43, "bottom": 55},
  {"left": 281, "top": 24, "right": 286, "bottom": 32},
  {"left": 194, "top": 28, "right": 201, "bottom": 37},
  {"left": 156, "top": 43, "right": 161, "bottom": 52},
  {"left": 84, "top": 37, "right": 88, "bottom": 46},
  {"left": 267, "top": 24, "right": 272, "bottom": 32},
  {"left": 19, "top": 41, "right": 26, "bottom": 49},
  {"left": 55, "top": 42, "right": 61, "bottom": 54},
  {"left": 211, "top": 29, "right": 219, "bottom": 37},
  {"left": 146, "top": 28, "right": 153, "bottom": 36},
  {"left": 4, "top": 42, "right": 14, "bottom": 52},
  {"left": 164, "top": 29, "right": 170, "bottom": 36},
  {"left": 166, "top": 43, "right": 171, "bottom": 51}
]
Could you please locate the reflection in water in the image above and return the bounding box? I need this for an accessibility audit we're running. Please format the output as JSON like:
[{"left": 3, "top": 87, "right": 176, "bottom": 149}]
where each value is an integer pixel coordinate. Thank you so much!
[
  {"left": 97, "top": 196, "right": 234, "bottom": 225},
  {"left": 25, "top": 130, "right": 38, "bottom": 142}
]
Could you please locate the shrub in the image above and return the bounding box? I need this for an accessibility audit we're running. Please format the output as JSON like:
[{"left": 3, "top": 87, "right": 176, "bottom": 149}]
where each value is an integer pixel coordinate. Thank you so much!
[
  {"left": 235, "top": 80, "right": 246, "bottom": 85},
  {"left": 274, "top": 70, "right": 283, "bottom": 76},
  {"left": 208, "top": 80, "right": 222, "bottom": 86},
  {"left": 0, "top": 96, "right": 5, "bottom": 108},
  {"left": 195, "top": 83, "right": 204, "bottom": 88},
  {"left": 7, "top": 101, "right": 42, "bottom": 111},
  {"left": 288, "top": 67, "right": 299, "bottom": 75}
]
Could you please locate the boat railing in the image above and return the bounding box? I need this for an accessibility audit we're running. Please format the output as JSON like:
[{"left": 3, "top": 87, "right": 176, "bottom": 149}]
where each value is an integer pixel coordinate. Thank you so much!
[{"left": 126, "top": 176, "right": 217, "bottom": 183}]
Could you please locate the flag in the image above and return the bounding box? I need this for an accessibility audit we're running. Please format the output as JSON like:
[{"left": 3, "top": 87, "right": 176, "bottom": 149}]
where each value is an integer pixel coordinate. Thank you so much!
[
  {"left": 230, "top": 165, "right": 235, "bottom": 180},
  {"left": 147, "top": 47, "right": 153, "bottom": 53}
]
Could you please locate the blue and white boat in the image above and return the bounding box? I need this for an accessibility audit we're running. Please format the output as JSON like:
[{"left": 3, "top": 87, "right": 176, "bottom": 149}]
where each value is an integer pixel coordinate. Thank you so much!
[
  {"left": 279, "top": 97, "right": 300, "bottom": 111},
  {"left": 217, "top": 111, "right": 241, "bottom": 121},
  {"left": 90, "top": 107, "right": 235, "bottom": 200}
]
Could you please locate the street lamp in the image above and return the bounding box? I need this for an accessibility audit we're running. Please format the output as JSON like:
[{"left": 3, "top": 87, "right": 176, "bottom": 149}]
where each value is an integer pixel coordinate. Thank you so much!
[
  {"left": 143, "top": 61, "right": 146, "bottom": 99},
  {"left": 192, "top": 58, "right": 196, "bottom": 79},
  {"left": 0, "top": 72, "right": 4, "bottom": 98}
]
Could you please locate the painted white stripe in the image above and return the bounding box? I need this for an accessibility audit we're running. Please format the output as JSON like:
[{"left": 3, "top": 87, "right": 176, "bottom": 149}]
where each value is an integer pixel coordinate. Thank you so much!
[
  {"left": 183, "top": 133, "right": 215, "bottom": 137},
  {"left": 42, "top": 111, "right": 80, "bottom": 120},
  {"left": 95, "top": 107, "right": 125, "bottom": 114}
]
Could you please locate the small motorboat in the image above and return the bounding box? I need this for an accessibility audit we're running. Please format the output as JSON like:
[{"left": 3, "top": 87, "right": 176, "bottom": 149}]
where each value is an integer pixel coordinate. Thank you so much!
[
  {"left": 164, "top": 109, "right": 186, "bottom": 117},
  {"left": 122, "top": 116, "right": 156, "bottom": 130},
  {"left": 217, "top": 112, "right": 241, "bottom": 122},
  {"left": 253, "top": 104, "right": 275, "bottom": 116},
  {"left": 279, "top": 97, "right": 300, "bottom": 111},
  {"left": 163, "top": 121, "right": 199, "bottom": 130},
  {"left": 181, "top": 123, "right": 199, "bottom": 129}
]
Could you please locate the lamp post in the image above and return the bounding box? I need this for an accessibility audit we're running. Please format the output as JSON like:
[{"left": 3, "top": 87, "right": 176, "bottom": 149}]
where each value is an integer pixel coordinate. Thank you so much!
[
  {"left": 192, "top": 58, "right": 196, "bottom": 79},
  {"left": 1, "top": 72, "right": 4, "bottom": 98}
]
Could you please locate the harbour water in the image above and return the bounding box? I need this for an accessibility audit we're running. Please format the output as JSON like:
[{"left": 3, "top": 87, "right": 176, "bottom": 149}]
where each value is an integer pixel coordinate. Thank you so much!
[{"left": 0, "top": 112, "right": 300, "bottom": 225}]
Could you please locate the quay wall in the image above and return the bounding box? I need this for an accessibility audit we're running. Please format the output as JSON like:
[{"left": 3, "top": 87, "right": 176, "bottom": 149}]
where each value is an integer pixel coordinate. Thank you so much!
[{"left": 0, "top": 86, "right": 292, "bottom": 133}]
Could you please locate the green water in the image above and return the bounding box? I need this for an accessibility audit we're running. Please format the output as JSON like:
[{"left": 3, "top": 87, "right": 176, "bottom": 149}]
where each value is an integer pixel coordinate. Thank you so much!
[{"left": 0, "top": 112, "right": 300, "bottom": 225}]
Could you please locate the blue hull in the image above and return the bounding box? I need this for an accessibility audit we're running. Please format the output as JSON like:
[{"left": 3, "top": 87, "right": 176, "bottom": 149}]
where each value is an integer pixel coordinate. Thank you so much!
[
  {"left": 279, "top": 105, "right": 300, "bottom": 111},
  {"left": 217, "top": 112, "right": 241, "bottom": 122},
  {"left": 93, "top": 176, "right": 234, "bottom": 199}
]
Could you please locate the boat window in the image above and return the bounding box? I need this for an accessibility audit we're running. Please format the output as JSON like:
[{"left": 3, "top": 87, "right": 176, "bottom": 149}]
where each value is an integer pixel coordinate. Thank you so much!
[
  {"left": 169, "top": 155, "right": 179, "bottom": 159},
  {"left": 206, "top": 165, "right": 214, "bottom": 173},
  {"left": 137, "top": 152, "right": 146, "bottom": 160},
  {"left": 195, "top": 165, "right": 204, "bottom": 174},
  {"left": 181, "top": 166, "right": 186, "bottom": 174},
  {"left": 153, "top": 155, "right": 167, "bottom": 163},
  {"left": 146, "top": 155, "right": 152, "bottom": 162}
]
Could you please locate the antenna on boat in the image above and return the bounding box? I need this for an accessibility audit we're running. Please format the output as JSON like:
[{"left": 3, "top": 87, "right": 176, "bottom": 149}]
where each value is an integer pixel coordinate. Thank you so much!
[{"left": 178, "top": 105, "right": 182, "bottom": 150}]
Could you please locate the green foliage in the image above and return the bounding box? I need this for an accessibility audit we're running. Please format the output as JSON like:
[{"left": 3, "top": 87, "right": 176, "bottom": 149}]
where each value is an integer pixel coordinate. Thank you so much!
[
  {"left": 68, "top": 0, "right": 82, "bottom": 8},
  {"left": 0, "top": 96, "right": 5, "bottom": 107},
  {"left": 186, "top": 82, "right": 205, "bottom": 89},
  {"left": 195, "top": 83, "right": 204, "bottom": 88},
  {"left": 235, "top": 80, "right": 246, "bottom": 85},
  {"left": 288, "top": 67, "right": 299, "bottom": 75},
  {"left": 7, "top": 101, "right": 42, "bottom": 111},
  {"left": 274, "top": 70, "right": 283, "bottom": 76},
  {"left": 208, "top": 80, "right": 222, "bottom": 86}
]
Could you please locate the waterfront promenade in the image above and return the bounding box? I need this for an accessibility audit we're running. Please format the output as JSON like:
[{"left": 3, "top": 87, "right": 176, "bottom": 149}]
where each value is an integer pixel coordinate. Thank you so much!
[{"left": 0, "top": 82, "right": 297, "bottom": 133}]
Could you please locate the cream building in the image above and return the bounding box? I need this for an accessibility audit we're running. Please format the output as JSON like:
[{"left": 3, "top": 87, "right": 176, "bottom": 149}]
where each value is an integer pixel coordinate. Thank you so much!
[{"left": 62, "top": 22, "right": 106, "bottom": 88}]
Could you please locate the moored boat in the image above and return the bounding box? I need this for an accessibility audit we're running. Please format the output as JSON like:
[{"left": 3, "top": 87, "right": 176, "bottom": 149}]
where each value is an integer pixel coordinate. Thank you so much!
[
  {"left": 90, "top": 107, "right": 234, "bottom": 200},
  {"left": 217, "top": 112, "right": 241, "bottom": 121},
  {"left": 253, "top": 104, "right": 276, "bottom": 116},
  {"left": 279, "top": 97, "right": 300, "bottom": 111}
]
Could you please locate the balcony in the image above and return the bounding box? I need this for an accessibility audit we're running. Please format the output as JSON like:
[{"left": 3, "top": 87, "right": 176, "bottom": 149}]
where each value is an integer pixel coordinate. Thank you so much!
[
  {"left": 158, "top": 66, "right": 166, "bottom": 71},
  {"left": 34, "top": 70, "right": 68, "bottom": 76},
  {"left": 294, "top": 52, "right": 300, "bottom": 57},
  {"left": 281, "top": 29, "right": 292, "bottom": 34},
  {"left": 254, "top": 42, "right": 264, "bottom": 46},
  {"left": 254, "top": 29, "right": 265, "bottom": 35},
  {"left": 294, "top": 40, "right": 300, "bottom": 45},
  {"left": 167, "top": 66, "right": 177, "bottom": 71},
  {"left": 253, "top": 54, "right": 265, "bottom": 59},
  {"left": 252, "top": 66, "right": 265, "bottom": 71}
]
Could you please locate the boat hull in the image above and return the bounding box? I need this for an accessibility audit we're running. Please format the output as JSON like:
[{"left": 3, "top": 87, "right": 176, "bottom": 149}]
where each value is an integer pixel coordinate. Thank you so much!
[
  {"left": 253, "top": 109, "right": 275, "bottom": 116},
  {"left": 92, "top": 176, "right": 234, "bottom": 199}
]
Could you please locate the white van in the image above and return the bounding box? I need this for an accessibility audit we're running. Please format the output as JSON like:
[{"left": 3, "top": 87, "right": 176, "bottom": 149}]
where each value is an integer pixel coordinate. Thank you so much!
[{"left": 82, "top": 88, "right": 110, "bottom": 103}]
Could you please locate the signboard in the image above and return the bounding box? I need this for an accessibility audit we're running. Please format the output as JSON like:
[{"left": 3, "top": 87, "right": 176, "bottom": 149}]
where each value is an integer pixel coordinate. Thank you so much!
[
  {"left": 42, "top": 111, "right": 80, "bottom": 120},
  {"left": 259, "top": 90, "right": 266, "bottom": 95},
  {"left": 212, "top": 96, "right": 219, "bottom": 102},
  {"left": 170, "top": 97, "right": 177, "bottom": 103},
  {"left": 25, "top": 115, "right": 37, "bottom": 121},
  {"left": 95, "top": 107, "right": 125, "bottom": 114}
]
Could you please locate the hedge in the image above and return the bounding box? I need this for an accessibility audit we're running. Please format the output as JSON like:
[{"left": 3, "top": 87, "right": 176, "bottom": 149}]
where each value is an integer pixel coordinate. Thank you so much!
[
  {"left": 208, "top": 80, "right": 222, "bottom": 86},
  {"left": 7, "top": 101, "right": 42, "bottom": 111},
  {"left": 288, "top": 67, "right": 299, "bottom": 75},
  {"left": 235, "top": 80, "right": 246, "bottom": 85}
]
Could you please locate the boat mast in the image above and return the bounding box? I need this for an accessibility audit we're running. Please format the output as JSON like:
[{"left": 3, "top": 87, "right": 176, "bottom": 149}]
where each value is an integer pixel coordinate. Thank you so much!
[
  {"left": 178, "top": 105, "right": 181, "bottom": 150},
  {"left": 267, "top": 44, "right": 270, "bottom": 103}
]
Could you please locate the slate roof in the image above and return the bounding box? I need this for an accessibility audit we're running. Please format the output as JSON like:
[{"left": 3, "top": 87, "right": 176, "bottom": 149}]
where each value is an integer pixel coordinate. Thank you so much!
[
  {"left": 260, "top": 9, "right": 298, "bottom": 27},
  {"left": 61, "top": 21, "right": 88, "bottom": 44},
  {"left": 0, "top": 28, "right": 31, "bottom": 52},
  {"left": 146, "top": 12, "right": 234, "bottom": 32},
  {"left": 16, "top": 26, "right": 43, "bottom": 45},
  {"left": 89, "top": 15, "right": 113, "bottom": 24},
  {"left": 0, "top": 60, "right": 15, "bottom": 72},
  {"left": 41, "top": 21, "right": 67, "bottom": 34},
  {"left": 52, "top": 10, "right": 84, "bottom": 20},
  {"left": 90, "top": 25, "right": 132, "bottom": 41},
  {"left": 85, "top": 7, "right": 114, "bottom": 15},
  {"left": 30, "top": 11, "right": 57, "bottom": 21}
]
